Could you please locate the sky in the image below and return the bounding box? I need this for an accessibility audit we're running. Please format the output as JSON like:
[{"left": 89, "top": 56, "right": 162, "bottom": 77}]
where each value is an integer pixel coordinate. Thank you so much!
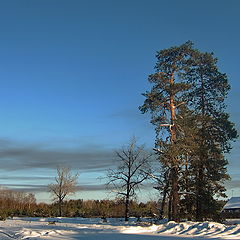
[{"left": 0, "top": 0, "right": 239, "bottom": 202}]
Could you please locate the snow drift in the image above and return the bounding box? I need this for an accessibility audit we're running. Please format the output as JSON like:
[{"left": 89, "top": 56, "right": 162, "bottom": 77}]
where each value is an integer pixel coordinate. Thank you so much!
[{"left": 0, "top": 217, "right": 240, "bottom": 239}]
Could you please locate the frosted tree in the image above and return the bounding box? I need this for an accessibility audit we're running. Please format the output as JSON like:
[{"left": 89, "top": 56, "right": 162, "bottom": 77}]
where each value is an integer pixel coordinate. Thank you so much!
[{"left": 49, "top": 167, "right": 79, "bottom": 217}]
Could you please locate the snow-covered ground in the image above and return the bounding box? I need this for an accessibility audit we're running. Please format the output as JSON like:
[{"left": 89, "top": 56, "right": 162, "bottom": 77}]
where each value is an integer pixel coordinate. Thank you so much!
[{"left": 0, "top": 217, "right": 240, "bottom": 239}]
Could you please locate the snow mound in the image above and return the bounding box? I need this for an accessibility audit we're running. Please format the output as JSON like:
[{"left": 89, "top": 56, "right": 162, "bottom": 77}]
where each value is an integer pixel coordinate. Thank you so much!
[
  {"left": 15, "top": 228, "right": 62, "bottom": 239},
  {"left": 155, "top": 221, "right": 240, "bottom": 237}
]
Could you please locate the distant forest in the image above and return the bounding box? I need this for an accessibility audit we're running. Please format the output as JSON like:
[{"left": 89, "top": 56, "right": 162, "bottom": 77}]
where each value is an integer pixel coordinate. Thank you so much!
[{"left": 0, "top": 188, "right": 227, "bottom": 220}]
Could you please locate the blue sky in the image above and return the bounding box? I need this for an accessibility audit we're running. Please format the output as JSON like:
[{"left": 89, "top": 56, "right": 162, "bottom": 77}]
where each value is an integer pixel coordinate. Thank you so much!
[{"left": 0, "top": 0, "right": 239, "bottom": 202}]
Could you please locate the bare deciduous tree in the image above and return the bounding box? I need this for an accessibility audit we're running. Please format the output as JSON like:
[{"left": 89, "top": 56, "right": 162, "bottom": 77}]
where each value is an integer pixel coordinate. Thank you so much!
[
  {"left": 48, "top": 167, "right": 79, "bottom": 217},
  {"left": 107, "top": 138, "right": 152, "bottom": 221}
]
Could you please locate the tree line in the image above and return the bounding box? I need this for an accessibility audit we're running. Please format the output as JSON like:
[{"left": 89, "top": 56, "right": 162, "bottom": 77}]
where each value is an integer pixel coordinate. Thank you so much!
[
  {"left": 0, "top": 186, "right": 226, "bottom": 220},
  {"left": 0, "top": 187, "right": 161, "bottom": 219}
]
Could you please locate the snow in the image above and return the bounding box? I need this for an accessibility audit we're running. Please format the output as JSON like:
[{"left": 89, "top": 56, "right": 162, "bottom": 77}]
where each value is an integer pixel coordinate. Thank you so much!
[
  {"left": 223, "top": 197, "right": 240, "bottom": 209},
  {"left": 0, "top": 217, "right": 240, "bottom": 239}
]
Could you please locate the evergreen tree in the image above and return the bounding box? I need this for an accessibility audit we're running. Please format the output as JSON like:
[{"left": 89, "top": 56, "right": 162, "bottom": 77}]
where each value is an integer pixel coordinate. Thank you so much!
[
  {"left": 140, "top": 42, "right": 194, "bottom": 221},
  {"left": 140, "top": 41, "right": 237, "bottom": 221},
  {"left": 184, "top": 50, "right": 238, "bottom": 221}
]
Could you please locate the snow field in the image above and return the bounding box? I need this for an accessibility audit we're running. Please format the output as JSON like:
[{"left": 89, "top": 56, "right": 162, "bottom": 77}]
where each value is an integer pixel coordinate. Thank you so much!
[{"left": 0, "top": 217, "right": 240, "bottom": 239}]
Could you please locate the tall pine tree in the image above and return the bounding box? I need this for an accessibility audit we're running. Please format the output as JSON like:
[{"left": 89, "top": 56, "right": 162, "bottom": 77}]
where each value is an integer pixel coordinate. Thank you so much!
[
  {"left": 184, "top": 50, "right": 238, "bottom": 221},
  {"left": 140, "top": 41, "right": 237, "bottom": 221},
  {"left": 140, "top": 42, "right": 193, "bottom": 221}
]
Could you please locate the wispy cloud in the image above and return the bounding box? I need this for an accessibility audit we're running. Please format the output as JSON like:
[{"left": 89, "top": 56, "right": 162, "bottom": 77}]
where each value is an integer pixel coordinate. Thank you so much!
[
  {"left": 0, "top": 183, "right": 47, "bottom": 193},
  {"left": 0, "top": 176, "right": 52, "bottom": 181},
  {"left": 0, "top": 183, "right": 112, "bottom": 193},
  {"left": 0, "top": 138, "right": 115, "bottom": 171}
]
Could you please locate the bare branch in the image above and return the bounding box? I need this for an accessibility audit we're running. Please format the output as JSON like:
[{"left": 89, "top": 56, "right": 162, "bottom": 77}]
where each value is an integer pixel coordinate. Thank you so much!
[{"left": 106, "top": 138, "right": 152, "bottom": 221}]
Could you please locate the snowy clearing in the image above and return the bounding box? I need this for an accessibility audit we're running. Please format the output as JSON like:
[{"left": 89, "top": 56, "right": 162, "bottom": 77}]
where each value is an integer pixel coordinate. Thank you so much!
[{"left": 0, "top": 217, "right": 240, "bottom": 239}]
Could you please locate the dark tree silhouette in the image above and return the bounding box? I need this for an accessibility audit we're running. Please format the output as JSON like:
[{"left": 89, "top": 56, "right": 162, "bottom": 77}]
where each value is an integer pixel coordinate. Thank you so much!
[{"left": 107, "top": 138, "right": 152, "bottom": 221}]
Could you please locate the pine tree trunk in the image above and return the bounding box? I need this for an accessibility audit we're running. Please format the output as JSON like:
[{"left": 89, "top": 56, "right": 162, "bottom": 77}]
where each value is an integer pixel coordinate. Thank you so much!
[
  {"left": 159, "top": 173, "right": 170, "bottom": 219},
  {"left": 159, "top": 194, "right": 166, "bottom": 219},
  {"left": 168, "top": 195, "right": 172, "bottom": 220},
  {"left": 171, "top": 166, "right": 180, "bottom": 222},
  {"left": 196, "top": 161, "right": 204, "bottom": 221}
]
